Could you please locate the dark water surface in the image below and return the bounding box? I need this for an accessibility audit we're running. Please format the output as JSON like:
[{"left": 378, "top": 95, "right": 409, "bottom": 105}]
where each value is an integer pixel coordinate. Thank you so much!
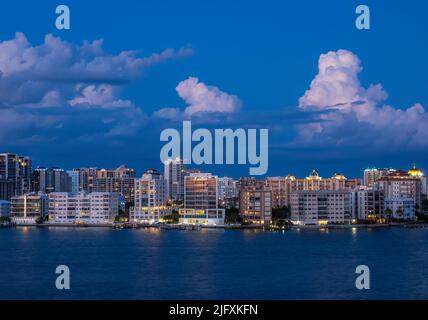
[{"left": 0, "top": 227, "right": 427, "bottom": 299}]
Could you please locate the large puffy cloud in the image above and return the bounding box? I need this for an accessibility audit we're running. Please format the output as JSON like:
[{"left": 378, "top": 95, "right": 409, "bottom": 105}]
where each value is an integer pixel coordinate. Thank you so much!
[
  {"left": 296, "top": 49, "right": 428, "bottom": 148},
  {"left": 178, "top": 77, "right": 241, "bottom": 116},
  {"left": 0, "top": 32, "right": 193, "bottom": 141},
  {"left": 155, "top": 76, "right": 241, "bottom": 120},
  {"left": 0, "top": 32, "right": 193, "bottom": 108}
]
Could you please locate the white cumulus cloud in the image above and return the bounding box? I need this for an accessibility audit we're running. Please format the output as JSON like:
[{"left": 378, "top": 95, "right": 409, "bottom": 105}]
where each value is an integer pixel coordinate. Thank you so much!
[
  {"left": 296, "top": 49, "right": 428, "bottom": 148},
  {"left": 155, "top": 77, "right": 241, "bottom": 120}
]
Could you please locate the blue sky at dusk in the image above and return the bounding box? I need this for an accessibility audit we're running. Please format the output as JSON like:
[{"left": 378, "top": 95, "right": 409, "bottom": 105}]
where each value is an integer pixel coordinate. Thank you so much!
[{"left": 1, "top": 0, "right": 427, "bottom": 178}]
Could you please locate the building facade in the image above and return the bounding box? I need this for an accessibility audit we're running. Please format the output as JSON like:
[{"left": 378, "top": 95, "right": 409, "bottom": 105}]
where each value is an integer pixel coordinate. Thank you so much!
[
  {"left": 364, "top": 168, "right": 396, "bottom": 187},
  {"left": 384, "top": 198, "right": 416, "bottom": 221},
  {"left": 0, "top": 200, "right": 11, "bottom": 217},
  {"left": 164, "top": 158, "right": 188, "bottom": 202},
  {"left": 351, "top": 186, "right": 385, "bottom": 223},
  {"left": 217, "top": 177, "right": 238, "bottom": 203},
  {"left": 377, "top": 170, "right": 422, "bottom": 214},
  {"left": 10, "top": 192, "right": 48, "bottom": 225},
  {"left": 32, "top": 167, "right": 71, "bottom": 194},
  {"left": 290, "top": 190, "right": 352, "bottom": 225},
  {"left": 66, "top": 170, "right": 80, "bottom": 193},
  {"left": 93, "top": 166, "right": 135, "bottom": 209},
  {"left": 407, "top": 164, "right": 427, "bottom": 195},
  {"left": 48, "top": 192, "right": 119, "bottom": 224},
  {"left": 179, "top": 173, "right": 224, "bottom": 226},
  {"left": 239, "top": 186, "right": 272, "bottom": 224},
  {"left": 131, "top": 169, "right": 168, "bottom": 223},
  {"left": 265, "top": 171, "right": 361, "bottom": 208},
  {"left": 71, "top": 168, "right": 98, "bottom": 192},
  {"left": 0, "top": 180, "right": 15, "bottom": 202},
  {"left": 0, "top": 153, "right": 32, "bottom": 199}
]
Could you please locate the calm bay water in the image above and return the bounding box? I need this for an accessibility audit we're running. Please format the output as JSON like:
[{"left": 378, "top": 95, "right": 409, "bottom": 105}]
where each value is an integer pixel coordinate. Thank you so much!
[{"left": 0, "top": 227, "right": 427, "bottom": 300}]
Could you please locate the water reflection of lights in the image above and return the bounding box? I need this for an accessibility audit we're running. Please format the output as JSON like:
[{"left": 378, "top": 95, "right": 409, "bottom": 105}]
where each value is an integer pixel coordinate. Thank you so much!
[{"left": 352, "top": 227, "right": 357, "bottom": 235}]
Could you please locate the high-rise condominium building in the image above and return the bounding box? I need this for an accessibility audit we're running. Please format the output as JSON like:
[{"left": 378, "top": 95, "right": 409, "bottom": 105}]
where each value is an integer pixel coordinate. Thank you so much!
[
  {"left": 10, "top": 192, "right": 48, "bottom": 225},
  {"left": 0, "top": 180, "right": 15, "bottom": 202},
  {"left": 217, "top": 177, "right": 238, "bottom": 201},
  {"left": 265, "top": 171, "right": 362, "bottom": 208},
  {"left": 265, "top": 175, "right": 304, "bottom": 208},
  {"left": 66, "top": 170, "right": 80, "bottom": 193},
  {"left": 93, "top": 166, "right": 135, "bottom": 209},
  {"left": 407, "top": 164, "right": 427, "bottom": 195},
  {"left": 0, "top": 153, "right": 32, "bottom": 199},
  {"left": 239, "top": 186, "right": 272, "bottom": 224},
  {"left": 0, "top": 200, "right": 11, "bottom": 217},
  {"left": 377, "top": 170, "right": 422, "bottom": 214},
  {"left": 70, "top": 168, "right": 98, "bottom": 192},
  {"left": 131, "top": 169, "right": 168, "bottom": 223},
  {"left": 48, "top": 192, "right": 119, "bottom": 224},
  {"left": 363, "top": 168, "right": 396, "bottom": 187},
  {"left": 290, "top": 190, "right": 352, "bottom": 225},
  {"left": 96, "top": 166, "right": 135, "bottom": 179},
  {"left": 164, "top": 158, "right": 188, "bottom": 202},
  {"left": 179, "top": 173, "right": 224, "bottom": 226},
  {"left": 351, "top": 186, "right": 385, "bottom": 223},
  {"left": 32, "top": 167, "right": 71, "bottom": 194}
]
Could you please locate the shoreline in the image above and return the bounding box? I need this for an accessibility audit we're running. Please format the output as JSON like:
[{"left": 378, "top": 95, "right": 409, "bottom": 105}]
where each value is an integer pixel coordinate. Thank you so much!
[{"left": 5, "top": 222, "right": 428, "bottom": 230}]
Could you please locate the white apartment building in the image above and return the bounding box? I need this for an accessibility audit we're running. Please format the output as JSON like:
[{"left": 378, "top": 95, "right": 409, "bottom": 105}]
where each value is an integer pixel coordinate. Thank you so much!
[
  {"left": 385, "top": 198, "right": 416, "bottom": 221},
  {"left": 130, "top": 169, "right": 169, "bottom": 223},
  {"left": 10, "top": 192, "right": 48, "bottom": 225},
  {"left": 48, "top": 192, "right": 119, "bottom": 224},
  {"left": 290, "top": 190, "right": 352, "bottom": 225},
  {"left": 351, "top": 186, "right": 385, "bottom": 223},
  {"left": 179, "top": 173, "right": 225, "bottom": 226}
]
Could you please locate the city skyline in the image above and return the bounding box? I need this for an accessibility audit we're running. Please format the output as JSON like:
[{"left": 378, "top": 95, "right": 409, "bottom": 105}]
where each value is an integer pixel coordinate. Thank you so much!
[{"left": 1, "top": 150, "right": 425, "bottom": 180}]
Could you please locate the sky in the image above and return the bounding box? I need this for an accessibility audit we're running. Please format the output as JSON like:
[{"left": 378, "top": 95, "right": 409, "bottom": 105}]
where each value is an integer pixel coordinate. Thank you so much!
[{"left": 0, "top": 0, "right": 427, "bottom": 178}]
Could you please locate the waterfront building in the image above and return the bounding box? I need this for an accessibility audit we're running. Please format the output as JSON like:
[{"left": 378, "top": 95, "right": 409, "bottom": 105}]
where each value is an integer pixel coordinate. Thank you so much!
[
  {"left": 164, "top": 158, "right": 188, "bottom": 202},
  {"left": 94, "top": 166, "right": 135, "bottom": 209},
  {"left": 48, "top": 192, "right": 119, "bottom": 224},
  {"left": 0, "top": 200, "right": 11, "bottom": 217},
  {"left": 179, "top": 173, "right": 224, "bottom": 226},
  {"left": 351, "top": 186, "right": 385, "bottom": 223},
  {"left": 290, "top": 190, "right": 352, "bottom": 225},
  {"left": 0, "top": 153, "right": 32, "bottom": 198},
  {"left": 377, "top": 170, "right": 422, "bottom": 214},
  {"left": 239, "top": 186, "right": 272, "bottom": 224},
  {"left": 265, "top": 175, "right": 303, "bottom": 208},
  {"left": 407, "top": 163, "right": 427, "bottom": 195},
  {"left": 130, "top": 169, "right": 169, "bottom": 223},
  {"left": 265, "top": 171, "right": 361, "bottom": 208},
  {"left": 10, "top": 192, "right": 48, "bottom": 225},
  {"left": 32, "top": 167, "right": 71, "bottom": 194},
  {"left": 384, "top": 198, "right": 416, "bottom": 221},
  {"left": 364, "top": 168, "right": 396, "bottom": 187}
]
